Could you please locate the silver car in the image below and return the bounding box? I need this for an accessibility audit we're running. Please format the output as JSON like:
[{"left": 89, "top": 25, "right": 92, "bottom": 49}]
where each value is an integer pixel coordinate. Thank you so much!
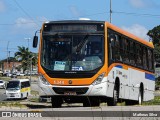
[{"left": 0, "top": 80, "right": 5, "bottom": 88}]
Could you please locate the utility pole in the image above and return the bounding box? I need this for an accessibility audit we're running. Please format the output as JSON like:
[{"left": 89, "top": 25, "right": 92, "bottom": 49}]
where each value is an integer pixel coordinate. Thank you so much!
[
  {"left": 24, "top": 38, "right": 31, "bottom": 49},
  {"left": 110, "top": 0, "right": 112, "bottom": 23},
  {"left": 24, "top": 38, "right": 31, "bottom": 76},
  {"left": 6, "top": 41, "right": 10, "bottom": 76}
]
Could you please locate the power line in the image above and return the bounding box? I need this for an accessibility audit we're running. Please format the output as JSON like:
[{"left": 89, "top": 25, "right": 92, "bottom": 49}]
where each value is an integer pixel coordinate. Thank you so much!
[
  {"left": 113, "top": 11, "right": 160, "bottom": 17},
  {"left": 13, "top": 0, "right": 40, "bottom": 27},
  {"left": 0, "top": 10, "right": 160, "bottom": 26},
  {"left": 0, "top": 21, "right": 38, "bottom": 26}
]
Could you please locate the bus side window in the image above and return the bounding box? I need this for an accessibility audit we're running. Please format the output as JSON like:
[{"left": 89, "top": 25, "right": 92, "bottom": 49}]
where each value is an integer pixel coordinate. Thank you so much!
[
  {"left": 123, "top": 38, "right": 129, "bottom": 63},
  {"left": 109, "top": 33, "right": 115, "bottom": 61},
  {"left": 137, "top": 44, "right": 142, "bottom": 67},
  {"left": 148, "top": 49, "right": 153, "bottom": 71},
  {"left": 27, "top": 81, "right": 30, "bottom": 87},
  {"left": 143, "top": 47, "right": 148, "bottom": 69},
  {"left": 130, "top": 41, "right": 135, "bottom": 65},
  {"left": 21, "top": 82, "right": 25, "bottom": 89},
  {"left": 114, "top": 35, "right": 122, "bottom": 61}
]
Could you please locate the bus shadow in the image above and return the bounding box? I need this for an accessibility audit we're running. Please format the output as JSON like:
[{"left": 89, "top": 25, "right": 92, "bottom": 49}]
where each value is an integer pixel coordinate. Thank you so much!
[
  {"left": 25, "top": 103, "right": 83, "bottom": 109},
  {"left": 25, "top": 104, "right": 52, "bottom": 109}
]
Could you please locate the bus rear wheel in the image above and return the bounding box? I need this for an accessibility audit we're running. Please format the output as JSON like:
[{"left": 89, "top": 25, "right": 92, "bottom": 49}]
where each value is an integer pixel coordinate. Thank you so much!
[
  {"left": 51, "top": 97, "right": 63, "bottom": 108},
  {"left": 125, "top": 88, "right": 143, "bottom": 105},
  {"left": 137, "top": 88, "right": 143, "bottom": 105}
]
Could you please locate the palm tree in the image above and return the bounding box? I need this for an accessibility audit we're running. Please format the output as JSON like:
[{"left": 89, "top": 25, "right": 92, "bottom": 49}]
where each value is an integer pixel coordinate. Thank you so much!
[{"left": 15, "top": 46, "right": 37, "bottom": 73}]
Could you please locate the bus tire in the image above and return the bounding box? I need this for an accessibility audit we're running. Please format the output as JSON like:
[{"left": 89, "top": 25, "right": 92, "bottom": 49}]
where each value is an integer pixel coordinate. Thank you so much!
[
  {"left": 107, "top": 86, "right": 118, "bottom": 106},
  {"left": 26, "top": 93, "right": 28, "bottom": 99},
  {"left": 51, "top": 97, "right": 62, "bottom": 108},
  {"left": 21, "top": 93, "right": 23, "bottom": 99},
  {"left": 137, "top": 88, "right": 143, "bottom": 105},
  {"left": 126, "top": 87, "right": 143, "bottom": 105}
]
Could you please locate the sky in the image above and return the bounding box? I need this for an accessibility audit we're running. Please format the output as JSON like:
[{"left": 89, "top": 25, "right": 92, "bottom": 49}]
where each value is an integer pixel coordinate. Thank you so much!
[{"left": 0, "top": 0, "right": 160, "bottom": 60}]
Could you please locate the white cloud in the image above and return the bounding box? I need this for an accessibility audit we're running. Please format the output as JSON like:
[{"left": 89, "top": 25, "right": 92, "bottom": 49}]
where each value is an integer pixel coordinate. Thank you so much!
[
  {"left": 69, "top": 6, "right": 81, "bottom": 17},
  {"left": 11, "top": 17, "right": 39, "bottom": 35},
  {"left": 121, "top": 24, "right": 149, "bottom": 41},
  {"left": 129, "top": 0, "right": 153, "bottom": 8},
  {"left": 15, "top": 17, "right": 37, "bottom": 29},
  {"left": 0, "top": 0, "right": 6, "bottom": 12},
  {"left": 36, "top": 16, "right": 48, "bottom": 23}
]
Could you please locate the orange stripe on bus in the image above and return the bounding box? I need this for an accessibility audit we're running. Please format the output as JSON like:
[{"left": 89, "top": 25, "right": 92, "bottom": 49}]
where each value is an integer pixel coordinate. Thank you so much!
[{"left": 107, "top": 63, "right": 154, "bottom": 76}]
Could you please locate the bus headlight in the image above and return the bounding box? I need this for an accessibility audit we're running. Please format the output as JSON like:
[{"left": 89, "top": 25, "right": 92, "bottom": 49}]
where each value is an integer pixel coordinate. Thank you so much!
[
  {"left": 40, "top": 75, "right": 50, "bottom": 85},
  {"left": 92, "top": 73, "right": 105, "bottom": 85}
]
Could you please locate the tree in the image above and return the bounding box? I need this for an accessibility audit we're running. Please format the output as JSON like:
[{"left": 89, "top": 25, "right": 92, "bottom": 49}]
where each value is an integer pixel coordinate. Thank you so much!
[
  {"left": 147, "top": 25, "right": 160, "bottom": 45},
  {"left": 14, "top": 46, "right": 37, "bottom": 73},
  {"left": 147, "top": 25, "right": 160, "bottom": 63}
]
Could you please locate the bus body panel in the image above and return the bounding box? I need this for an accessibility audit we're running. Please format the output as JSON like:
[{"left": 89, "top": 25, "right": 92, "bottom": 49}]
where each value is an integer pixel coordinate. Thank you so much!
[{"left": 106, "top": 64, "right": 155, "bottom": 101}]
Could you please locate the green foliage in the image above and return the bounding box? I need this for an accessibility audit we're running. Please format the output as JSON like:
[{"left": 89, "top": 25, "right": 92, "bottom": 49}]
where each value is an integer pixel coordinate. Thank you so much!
[
  {"left": 154, "top": 44, "right": 160, "bottom": 63},
  {"left": 148, "top": 25, "right": 160, "bottom": 63},
  {"left": 0, "top": 101, "right": 26, "bottom": 108},
  {"left": 14, "top": 46, "right": 38, "bottom": 72},
  {"left": 147, "top": 25, "right": 160, "bottom": 45},
  {"left": 156, "top": 77, "right": 160, "bottom": 86},
  {"left": 142, "top": 96, "right": 160, "bottom": 105}
]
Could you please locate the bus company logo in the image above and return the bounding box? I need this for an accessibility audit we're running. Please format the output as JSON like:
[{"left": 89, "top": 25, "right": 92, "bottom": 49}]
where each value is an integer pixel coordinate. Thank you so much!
[
  {"left": 68, "top": 80, "right": 72, "bottom": 84},
  {"left": 2, "top": 112, "right": 11, "bottom": 117}
]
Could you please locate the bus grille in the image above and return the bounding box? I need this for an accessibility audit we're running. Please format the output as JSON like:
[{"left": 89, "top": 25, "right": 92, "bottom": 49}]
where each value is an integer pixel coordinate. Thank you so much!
[{"left": 52, "top": 87, "right": 89, "bottom": 95}]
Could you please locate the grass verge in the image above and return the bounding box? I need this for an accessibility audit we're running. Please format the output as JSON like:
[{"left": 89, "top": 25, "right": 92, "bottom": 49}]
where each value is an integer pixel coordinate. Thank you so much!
[
  {"left": 0, "top": 101, "right": 27, "bottom": 108},
  {"left": 142, "top": 96, "right": 160, "bottom": 105}
]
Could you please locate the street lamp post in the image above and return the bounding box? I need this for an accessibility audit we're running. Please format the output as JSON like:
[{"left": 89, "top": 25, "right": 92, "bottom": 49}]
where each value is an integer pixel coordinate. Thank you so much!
[
  {"left": 24, "top": 38, "right": 31, "bottom": 75},
  {"left": 6, "top": 41, "right": 10, "bottom": 77},
  {"left": 24, "top": 38, "right": 31, "bottom": 49}
]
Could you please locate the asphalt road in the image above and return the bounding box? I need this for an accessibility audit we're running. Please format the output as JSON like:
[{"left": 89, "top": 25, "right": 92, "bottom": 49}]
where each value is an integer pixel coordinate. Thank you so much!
[
  {"left": 1, "top": 81, "right": 160, "bottom": 102},
  {"left": 0, "top": 88, "right": 6, "bottom": 101}
]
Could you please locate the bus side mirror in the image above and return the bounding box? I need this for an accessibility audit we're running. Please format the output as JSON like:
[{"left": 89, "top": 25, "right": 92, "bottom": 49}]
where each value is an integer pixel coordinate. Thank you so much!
[{"left": 33, "top": 36, "right": 38, "bottom": 48}]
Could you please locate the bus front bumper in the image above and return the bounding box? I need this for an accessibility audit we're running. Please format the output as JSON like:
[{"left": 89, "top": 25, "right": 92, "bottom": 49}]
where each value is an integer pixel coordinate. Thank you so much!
[{"left": 38, "top": 81, "right": 108, "bottom": 97}]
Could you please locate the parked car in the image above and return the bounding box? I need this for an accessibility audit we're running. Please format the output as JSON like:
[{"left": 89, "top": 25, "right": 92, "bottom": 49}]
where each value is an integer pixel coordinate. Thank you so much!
[
  {"left": 20, "top": 73, "right": 25, "bottom": 76},
  {"left": 11, "top": 73, "right": 17, "bottom": 78},
  {"left": 0, "top": 80, "right": 5, "bottom": 88}
]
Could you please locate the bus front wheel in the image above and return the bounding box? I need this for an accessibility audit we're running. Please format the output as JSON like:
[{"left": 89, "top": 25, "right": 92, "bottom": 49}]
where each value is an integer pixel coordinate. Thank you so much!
[{"left": 107, "top": 86, "right": 118, "bottom": 106}]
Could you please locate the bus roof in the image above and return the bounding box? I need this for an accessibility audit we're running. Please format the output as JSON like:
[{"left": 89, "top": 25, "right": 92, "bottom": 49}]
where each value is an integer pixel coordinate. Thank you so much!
[
  {"left": 44, "top": 20, "right": 105, "bottom": 24},
  {"left": 43, "top": 20, "right": 153, "bottom": 48},
  {"left": 106, "top": 22, "right": 154, "bottom": 48}
]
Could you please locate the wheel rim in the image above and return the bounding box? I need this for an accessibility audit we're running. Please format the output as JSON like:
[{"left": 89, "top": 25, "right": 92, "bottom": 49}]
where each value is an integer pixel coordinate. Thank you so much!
[{"left": 138, "top": 93, "right": 142, "bottom": 105}]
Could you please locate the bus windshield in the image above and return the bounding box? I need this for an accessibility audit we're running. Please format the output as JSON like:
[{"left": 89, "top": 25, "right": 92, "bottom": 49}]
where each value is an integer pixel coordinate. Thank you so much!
[
  {"left": 41, "top": 34, "right": 104, "bottom": 71},
  {"left": 6, "top": 81, "right": 20, "bottom": 90}
]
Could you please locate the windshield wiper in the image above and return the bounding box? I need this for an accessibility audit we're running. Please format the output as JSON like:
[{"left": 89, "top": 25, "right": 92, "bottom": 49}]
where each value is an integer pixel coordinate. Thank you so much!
[{"left": 76, "top": 34, "right": 89, "bottom": 53}]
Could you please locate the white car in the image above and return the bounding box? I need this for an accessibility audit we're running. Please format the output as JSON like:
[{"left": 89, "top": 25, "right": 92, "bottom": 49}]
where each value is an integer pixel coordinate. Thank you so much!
[
  {"left": 0, "top": 80, "right": 5, "bottom": 88},
  {"left": 19, "top": 73, "right": 25, "bottom": 76}
]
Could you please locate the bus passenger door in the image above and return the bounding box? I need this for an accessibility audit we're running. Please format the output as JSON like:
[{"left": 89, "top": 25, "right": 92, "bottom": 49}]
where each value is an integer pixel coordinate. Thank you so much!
[{"left": 118, "top": 66, "right": 130, "bottom": 100}]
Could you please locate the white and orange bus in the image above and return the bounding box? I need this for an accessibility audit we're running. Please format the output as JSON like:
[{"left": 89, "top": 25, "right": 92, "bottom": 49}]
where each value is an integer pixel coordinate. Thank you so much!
[{"left": 33, "top": 20, "right": 155, "bottom": 107}]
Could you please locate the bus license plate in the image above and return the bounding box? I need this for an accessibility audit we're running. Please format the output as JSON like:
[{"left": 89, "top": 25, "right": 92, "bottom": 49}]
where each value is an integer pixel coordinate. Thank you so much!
[{"left": 64, "top": 91, "right": 76, "bottom": 95}]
